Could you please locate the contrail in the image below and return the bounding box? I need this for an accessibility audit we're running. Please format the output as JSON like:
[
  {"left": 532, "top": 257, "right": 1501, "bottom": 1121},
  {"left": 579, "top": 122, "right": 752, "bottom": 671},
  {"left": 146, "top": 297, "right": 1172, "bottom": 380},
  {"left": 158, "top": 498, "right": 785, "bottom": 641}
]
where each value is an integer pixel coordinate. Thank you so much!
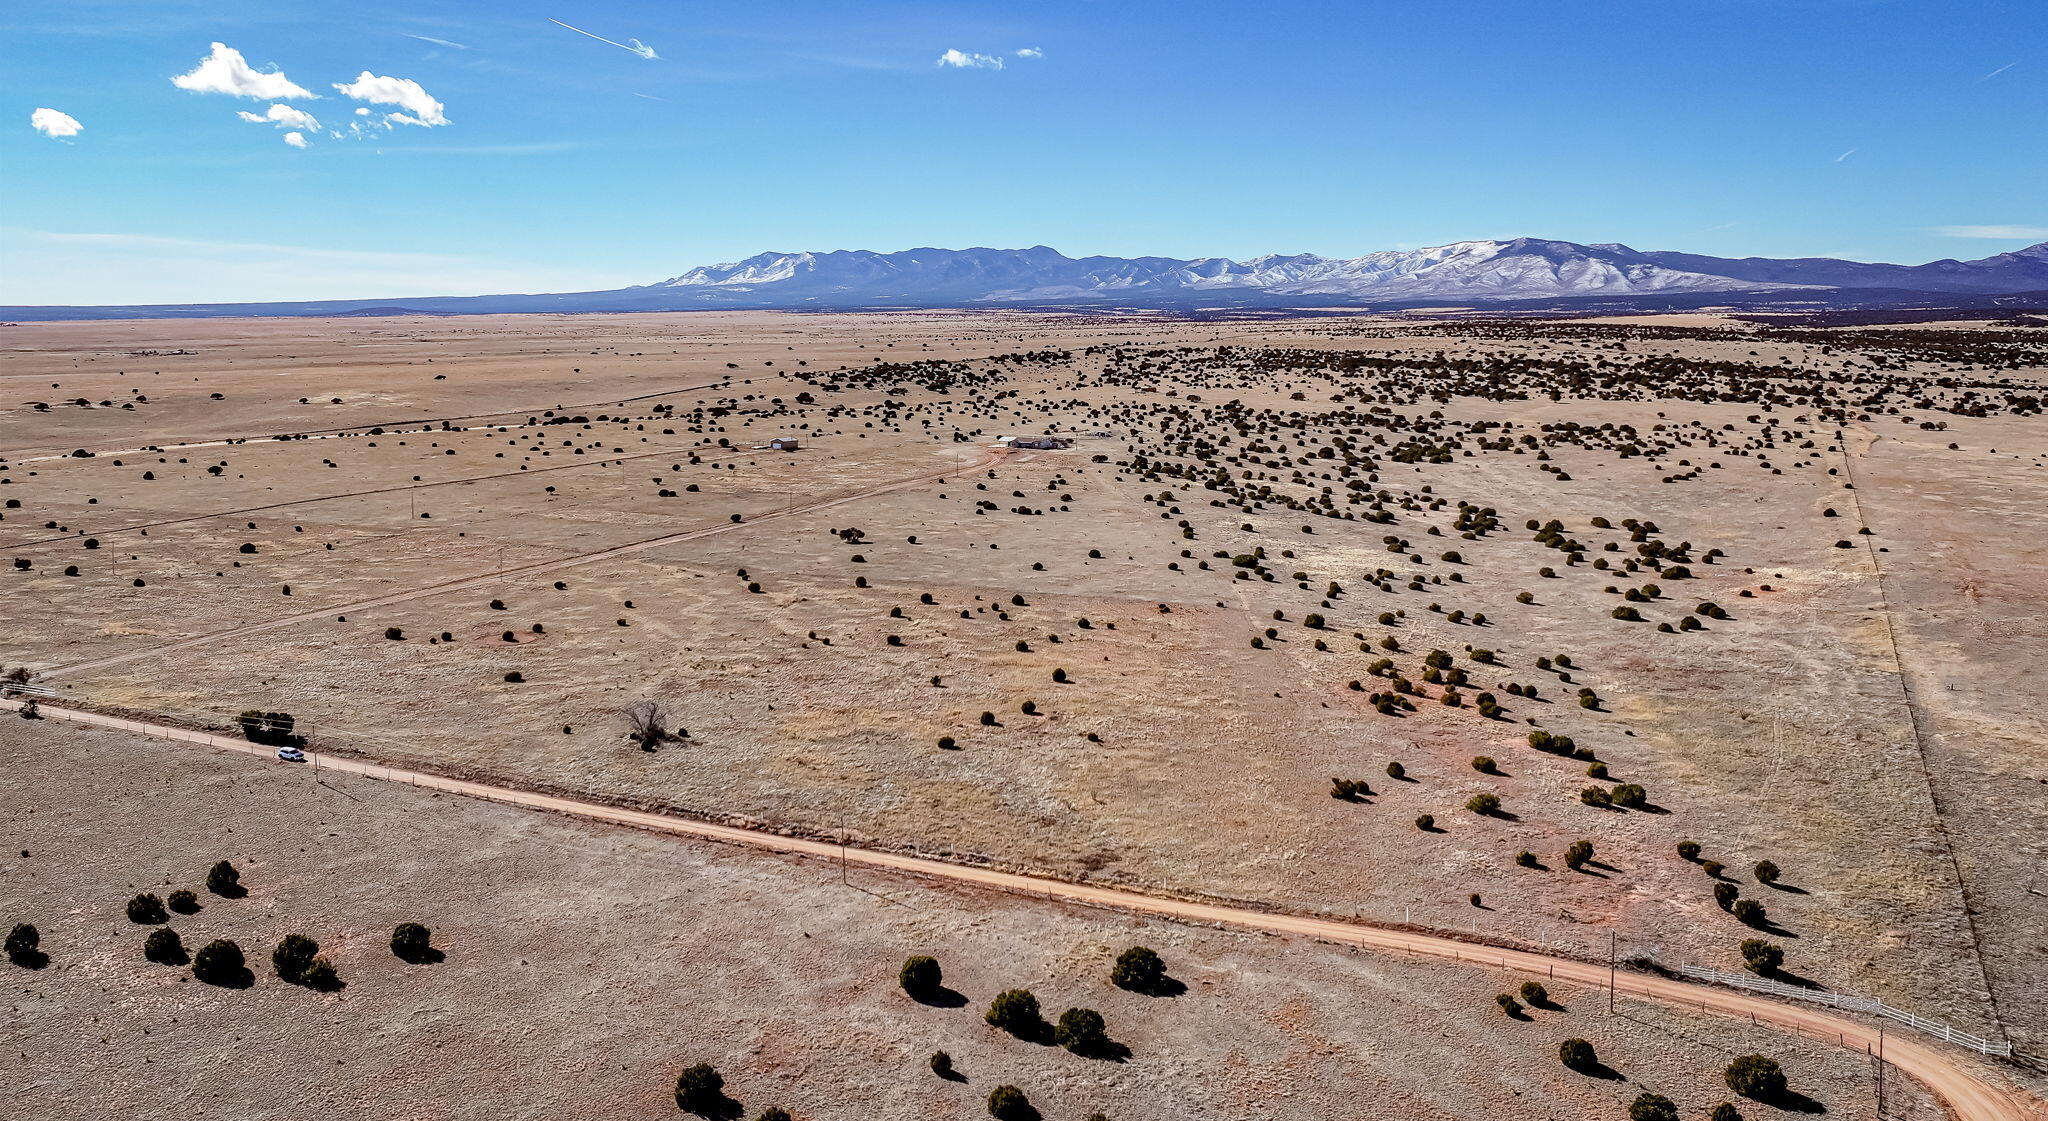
[
  {"left": 547, "top": 17, "right": 658, "bottom": 59},
  {"left": 1833, "top": 148, "right": 1857, "bottom": 163},
  {"left": 1979, "top": 61, "right": 2016, "bottom": 81},
  {"left": 401, "top": 33, "right": 470, "bottom": 50}
]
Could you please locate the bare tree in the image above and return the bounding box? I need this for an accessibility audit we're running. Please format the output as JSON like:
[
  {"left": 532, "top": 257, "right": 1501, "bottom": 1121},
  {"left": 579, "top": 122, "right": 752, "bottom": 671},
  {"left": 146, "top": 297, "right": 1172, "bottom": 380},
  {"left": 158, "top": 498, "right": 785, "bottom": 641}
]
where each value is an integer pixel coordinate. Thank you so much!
[{"left": 621, "top": 700, "right": 675, "bottom": 750}]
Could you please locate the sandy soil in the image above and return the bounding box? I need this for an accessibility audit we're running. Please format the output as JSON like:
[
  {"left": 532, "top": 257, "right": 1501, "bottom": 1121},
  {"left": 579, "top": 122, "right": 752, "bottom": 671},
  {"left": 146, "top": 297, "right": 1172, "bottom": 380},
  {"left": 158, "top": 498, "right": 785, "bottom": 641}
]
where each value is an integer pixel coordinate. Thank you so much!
[{"left": 1, "top": 718, "right": 1948, "bottom": 1121}]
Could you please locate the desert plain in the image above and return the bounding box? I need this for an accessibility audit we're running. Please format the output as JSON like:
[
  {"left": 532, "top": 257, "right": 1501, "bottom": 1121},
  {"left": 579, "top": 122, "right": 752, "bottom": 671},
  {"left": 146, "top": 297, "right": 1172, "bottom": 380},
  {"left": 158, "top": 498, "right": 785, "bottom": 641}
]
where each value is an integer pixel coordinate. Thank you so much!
[{"left": 2, "top": 309, "right": 2044, "bottom": 1120}]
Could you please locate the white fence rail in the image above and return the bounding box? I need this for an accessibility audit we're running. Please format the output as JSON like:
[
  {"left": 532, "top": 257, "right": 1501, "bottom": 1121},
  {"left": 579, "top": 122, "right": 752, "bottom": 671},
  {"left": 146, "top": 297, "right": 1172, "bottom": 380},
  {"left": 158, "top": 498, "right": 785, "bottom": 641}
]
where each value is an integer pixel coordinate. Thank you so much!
[
  {"left": 1674, "top": 965, "right": 2011, "bottom": 1057},
  {"left": 0, "top": 681, "right": 55, "bottom": 699}
]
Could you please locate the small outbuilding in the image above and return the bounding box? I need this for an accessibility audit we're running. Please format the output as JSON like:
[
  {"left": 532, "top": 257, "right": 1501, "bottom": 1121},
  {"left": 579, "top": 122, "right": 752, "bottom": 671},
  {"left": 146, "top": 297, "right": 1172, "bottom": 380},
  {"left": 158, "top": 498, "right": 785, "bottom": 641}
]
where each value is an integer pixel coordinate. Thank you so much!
[
  {"left": 1006, "top": 436, "right": 1069, "bottom": 450},
  {"left": 767, "top": 437, "right": 800, "bottom": 451}
]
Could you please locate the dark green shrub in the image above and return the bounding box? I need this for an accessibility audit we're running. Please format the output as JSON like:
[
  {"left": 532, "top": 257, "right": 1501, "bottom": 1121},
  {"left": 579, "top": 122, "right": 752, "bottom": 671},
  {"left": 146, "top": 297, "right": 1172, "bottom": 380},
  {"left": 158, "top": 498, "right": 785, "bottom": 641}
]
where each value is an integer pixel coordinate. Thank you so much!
[
  {"left": 1610, "top": 783, "right": 1647, "bottom": 809},
  {"left": 1740, "top": 938, "right": 1783, "bottom": 976},
  {"left": 1054, "top": 1006, "right": 1109, "bottom": 1054},
  {"left": 1465, "top": 792, "right": 1501, "bottom": 816},
  {"left": 1629, "top": 1092, "right": 1680, "bottom": 1121},
  {"left": 674, "top": 1063, "right": 726, "bottom": 1114},
  {"left": 755, "top": 1110, "right": 792, "bottom": 1121},
  {"left": 167, "top": 889, "right": 199, "bottom": 914},
  {"left": 1329, "top": 777, "right": 1372, "bottom": 801},
  {"left": 1715, "top": 882, "right": 1739, "bottom": 910},
  {"left": 1710, "top": 1104, "right": 1742, "bottom": 1121},
  {"left": 1113, "top": 946, "right": 1168, "bottom": 993},
  {"left": 127, "top": 893, "right": 168, "bottom": 924},
  {"left": 900, "top": 955, "right": 942, "bottom": 997},
  {"left": 1565, "top": 840, "right": 1594, "bottom": 871},
  {"left": 1414, "top": 813, "right": 1435, "bottom": 831},
  {"left": 1732, "top": 899, "right": 1768, "bottom": 928},
  {"left": 192, "top": 939, "right": 246, "bottom": 986},
  {"left": 235, "top": 711, "right": 300, "bottom": 747},
  {"left": 5, "top": 922, "right": 42, "bottom": 966},
  {"left": 1753, "top": 860, "right": 1780, "bottom": 885},
  {"left": 145, "top": 927, "right": 186, "bottom": 965},
  {"left": 1676, "top": 841, "right": 1702, "bottom": 862},
  {"left": 1496, "top": 993, "right": 1521, "bottom": 1016},
  {"left": 987, "top": 1085, "right": 1035, "bottom": 1121},
  {"left": 1520, "top": 980, "right": 1548, "bottom": 1006},
  {"left": 391, "top": 922, "right": 436, "bottom": 963},
  {"left": 929, "top": 1050, "right": 955, "bottom": 1078},
  {"left": 273, "top": 933, "right": 319, "bottom": 982},
  {"left": 1724, "top": 1054, "right": 1786, "bottom": 1100},
  {"left": 301, "top": 955, "right": 342, "bottom": 991},
  {"left": 1558, "top": 1037, "right": 1597, "bottom": 1072},
  {"left": 206, "top": 860, "right": 243, "bottom": 897},
  {"left": 984, "top": 989, "right": 1043, "bottom": 1037}
]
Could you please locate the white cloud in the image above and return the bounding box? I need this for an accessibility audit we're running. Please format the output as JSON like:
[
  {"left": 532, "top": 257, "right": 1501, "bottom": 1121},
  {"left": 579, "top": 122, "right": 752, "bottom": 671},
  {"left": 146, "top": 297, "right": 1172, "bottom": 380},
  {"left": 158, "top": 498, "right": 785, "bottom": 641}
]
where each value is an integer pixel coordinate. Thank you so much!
[
  {"left": 237, "top": 103, "right": 320, "bottom": 130},
  {"left": 1015, "top": 47, "right": 1044, "bottom": 59},
  {"left": 283, "top": 131, "right": 309, "bottom": 149},
  {"left": 333, "top": 71, "right": 448, "bottom": 126},
  {"left": 31, "top": 107, "right": 82, "bottom": 138},
  {"left": 1931, "top": 225, "right": 2048, "bottom": 240},
  {"left": 937, "top": 49, "right": 1003, "bottom": 70},
  {"left": 171, "top": 42, "right": 314, "bottom": 99}
]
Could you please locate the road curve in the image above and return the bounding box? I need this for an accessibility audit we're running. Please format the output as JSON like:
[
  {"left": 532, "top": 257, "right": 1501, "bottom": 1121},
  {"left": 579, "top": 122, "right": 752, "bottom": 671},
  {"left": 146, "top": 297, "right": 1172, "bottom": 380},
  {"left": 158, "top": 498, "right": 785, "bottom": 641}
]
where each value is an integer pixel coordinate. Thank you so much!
[
  {"left": 4, "top": 699, "right": 2035, "bottom": 1121},
  {"left": 40, "top": 443, "right": 1007, "bottom": 679}
]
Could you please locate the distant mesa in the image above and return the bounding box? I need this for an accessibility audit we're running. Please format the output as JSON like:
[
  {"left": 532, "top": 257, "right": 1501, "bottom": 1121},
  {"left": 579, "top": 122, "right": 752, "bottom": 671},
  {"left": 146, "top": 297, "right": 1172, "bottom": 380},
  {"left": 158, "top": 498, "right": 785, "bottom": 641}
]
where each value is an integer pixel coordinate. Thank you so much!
[
  {"left": 7, "top": 238, "right": 2046, "bottom": 320},
  {"left": 324, "top": 305, "right": 448, "bottom": 318}
]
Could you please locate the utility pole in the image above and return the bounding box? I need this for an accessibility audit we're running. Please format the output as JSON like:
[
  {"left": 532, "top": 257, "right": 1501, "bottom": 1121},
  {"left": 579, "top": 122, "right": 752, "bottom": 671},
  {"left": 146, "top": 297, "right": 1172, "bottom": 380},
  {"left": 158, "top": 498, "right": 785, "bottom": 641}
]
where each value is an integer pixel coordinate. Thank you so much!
[
  {"left": 1875, "top": 1023, "right": 1886, "bottom": 1118},
  {"left": 839, "top": 811, "right": 849, "bottom": 887}
]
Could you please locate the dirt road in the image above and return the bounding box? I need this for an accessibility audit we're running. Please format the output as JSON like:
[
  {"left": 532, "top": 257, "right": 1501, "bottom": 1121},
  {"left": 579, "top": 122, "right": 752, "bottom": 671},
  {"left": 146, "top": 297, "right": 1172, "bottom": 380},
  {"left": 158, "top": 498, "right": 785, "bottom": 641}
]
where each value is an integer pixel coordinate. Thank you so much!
[
  {"left": 1, "top": 440, "right": 764, "bottom": 551},
  {"left": 4, "top": 697, "right": 2036, "bottom": 1121},
  {"left": 37, "top": 442, "right": 1009, "bottom": 679}
]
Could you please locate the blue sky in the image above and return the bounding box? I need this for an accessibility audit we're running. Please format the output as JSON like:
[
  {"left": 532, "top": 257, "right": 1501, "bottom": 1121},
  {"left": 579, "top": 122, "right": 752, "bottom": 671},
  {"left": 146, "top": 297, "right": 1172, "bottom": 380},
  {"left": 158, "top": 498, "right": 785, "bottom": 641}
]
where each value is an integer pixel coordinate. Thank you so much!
[{"left": 3, "top": 0, "right": 2042, "bottom": 304}]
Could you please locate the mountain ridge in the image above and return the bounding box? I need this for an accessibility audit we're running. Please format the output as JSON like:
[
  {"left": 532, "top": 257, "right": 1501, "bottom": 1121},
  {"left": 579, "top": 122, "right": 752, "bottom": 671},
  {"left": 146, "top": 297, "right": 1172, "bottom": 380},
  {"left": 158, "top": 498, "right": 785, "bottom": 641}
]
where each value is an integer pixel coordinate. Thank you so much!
[{"left": 8, "top": 238, "right": 2047, "bottom": 321}]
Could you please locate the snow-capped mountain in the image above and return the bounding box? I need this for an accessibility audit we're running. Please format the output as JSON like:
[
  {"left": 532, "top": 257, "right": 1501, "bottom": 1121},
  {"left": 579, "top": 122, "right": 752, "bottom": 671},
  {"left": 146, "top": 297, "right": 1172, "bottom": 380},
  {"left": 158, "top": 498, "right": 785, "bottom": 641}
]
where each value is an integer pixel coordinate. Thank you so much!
[
  {"left": 643, "top": 238, "right": 2048, "bottom": 305},
  {"left": 8, "top": 239, "right": 2047, "bottom": 320}
]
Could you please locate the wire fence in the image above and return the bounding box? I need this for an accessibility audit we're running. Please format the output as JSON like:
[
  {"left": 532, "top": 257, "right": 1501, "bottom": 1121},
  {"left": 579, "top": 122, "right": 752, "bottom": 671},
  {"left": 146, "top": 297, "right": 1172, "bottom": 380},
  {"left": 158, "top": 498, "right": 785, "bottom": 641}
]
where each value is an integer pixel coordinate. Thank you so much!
[{"left": 1674, "top": 965, "right": 2011, "bottom": 1057}]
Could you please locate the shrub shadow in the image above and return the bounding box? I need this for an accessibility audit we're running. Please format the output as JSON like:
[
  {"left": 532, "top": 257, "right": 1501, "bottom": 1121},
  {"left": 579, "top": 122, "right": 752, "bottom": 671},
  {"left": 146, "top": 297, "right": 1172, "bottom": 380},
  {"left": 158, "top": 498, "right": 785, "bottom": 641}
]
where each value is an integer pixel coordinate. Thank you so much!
[
  {"left": 678, "top": 1093, "right": 744, "bottom": 1121},
  {"left": 1116, "top": 974, "right": 1187, "bottom": 998},
  {"left": 910, "top": 985, "right": 968, "bottom": 1009},
  {"left": 197, "top": 965, "right": 254, "bottom": 989}
]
